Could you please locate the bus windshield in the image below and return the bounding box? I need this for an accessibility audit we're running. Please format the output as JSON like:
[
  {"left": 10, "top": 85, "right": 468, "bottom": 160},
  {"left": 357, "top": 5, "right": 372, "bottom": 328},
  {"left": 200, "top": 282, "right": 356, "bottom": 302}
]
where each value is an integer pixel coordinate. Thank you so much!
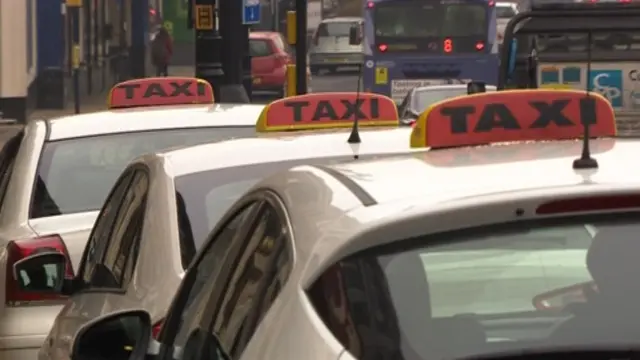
[{"left": 374, "top": 1, "right": 488, "bottom": 53}]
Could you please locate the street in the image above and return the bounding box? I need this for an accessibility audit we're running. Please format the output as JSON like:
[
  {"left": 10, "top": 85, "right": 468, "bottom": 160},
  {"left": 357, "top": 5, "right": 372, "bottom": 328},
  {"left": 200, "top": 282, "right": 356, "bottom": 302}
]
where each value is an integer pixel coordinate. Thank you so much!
[{"left": 254, "top": 69, "right": 362, "bottom": 102}]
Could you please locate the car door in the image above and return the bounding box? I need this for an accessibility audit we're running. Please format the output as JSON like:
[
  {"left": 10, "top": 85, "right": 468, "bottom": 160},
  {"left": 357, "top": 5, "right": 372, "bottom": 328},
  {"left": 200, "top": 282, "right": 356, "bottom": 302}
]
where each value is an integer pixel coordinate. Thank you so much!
[
  {"left": 42, "top": 167, "right": 150, "bottom": 360},
  {"left": 159, "top": 193, "right": 293, "bottom": 360}
]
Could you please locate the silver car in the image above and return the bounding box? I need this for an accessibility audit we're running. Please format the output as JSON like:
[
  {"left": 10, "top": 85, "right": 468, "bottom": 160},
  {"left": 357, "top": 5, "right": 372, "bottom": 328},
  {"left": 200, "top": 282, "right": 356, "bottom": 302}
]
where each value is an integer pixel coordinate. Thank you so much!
[{"left": 309, "top": 17, "right": 364, "bottom": 75}]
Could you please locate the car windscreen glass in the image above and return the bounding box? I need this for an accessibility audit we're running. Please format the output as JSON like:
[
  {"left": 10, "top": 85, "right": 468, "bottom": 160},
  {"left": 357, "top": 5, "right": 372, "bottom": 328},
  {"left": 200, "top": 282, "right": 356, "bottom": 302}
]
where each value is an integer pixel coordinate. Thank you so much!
[
  {"left": 412, "top": 86, "right": 496, "bottom": 113},
  {"left": 174, "top": 153, "right": 401, "bottom": 269},
  {"left": 317, "top": 22, "right": 355, "bottom": 37},
  {"left": 32, "top": 127, "right": 255, "bottom": 219},
  {"left": 249, "top": 39, "right": 273, "bottom": 57},
  {"left": 307, "top": 213, "right": 640, "bottom": 359},
  {"left": 496, "top": 5, "right": 516, "bottom": 19}
]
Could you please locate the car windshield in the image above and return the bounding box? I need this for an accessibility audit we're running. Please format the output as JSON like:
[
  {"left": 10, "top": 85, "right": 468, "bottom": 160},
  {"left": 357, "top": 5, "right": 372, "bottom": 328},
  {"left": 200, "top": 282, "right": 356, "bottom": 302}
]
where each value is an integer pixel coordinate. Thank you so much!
[
  {"left": 496, "top": 5, "right": 516, "bottom": 19},
  {"left": 317, "top": 22, "right": 355, "bottom": 37},
  {"left": 308, "top": 213, "right": 640, "bottom": 359},
  {"left": 412, "top": 86, "right": 496, "bottom": 113},
  {"left": 173, "top": 153, "right": 402, "bottom": 269},
  {"left": 32, "top": 127, "right": 255, "bottom": 218}
]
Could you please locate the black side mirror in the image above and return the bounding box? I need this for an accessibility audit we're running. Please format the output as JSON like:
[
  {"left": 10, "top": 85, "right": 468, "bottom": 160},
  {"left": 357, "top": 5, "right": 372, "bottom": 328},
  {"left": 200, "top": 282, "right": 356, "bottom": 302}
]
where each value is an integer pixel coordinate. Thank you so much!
[
  {"left": 13, "top": 252, "right": 66, "bottom": 293},
  {"left": 349, "top": 26, "right": 360, "bottom": 45},
  {"left": 72, "top": 310, "right": 152, "bottom": 360},
  {"left": 467, "top": 81, "right": 487, "bottom": 94}
]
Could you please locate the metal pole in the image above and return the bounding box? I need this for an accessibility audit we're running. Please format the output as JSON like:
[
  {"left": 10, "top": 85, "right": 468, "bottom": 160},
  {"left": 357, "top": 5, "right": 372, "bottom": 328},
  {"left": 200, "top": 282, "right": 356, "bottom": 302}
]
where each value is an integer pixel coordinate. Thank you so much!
[
  {"left": 192, "top": 0, "right": 225, "bottom": 100},
  {"left": 68, "top": 0, "right": 82, "bottom": 114},
  {"left": 295, "top": 0, "right": 307, "bottom": 94}
]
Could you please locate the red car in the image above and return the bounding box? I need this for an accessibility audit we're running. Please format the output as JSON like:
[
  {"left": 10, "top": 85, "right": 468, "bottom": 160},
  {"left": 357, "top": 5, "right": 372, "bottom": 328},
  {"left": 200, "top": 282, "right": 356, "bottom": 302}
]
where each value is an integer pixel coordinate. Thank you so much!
[{"left": 250, "top": 31, "right": 310, "bottom": 97}]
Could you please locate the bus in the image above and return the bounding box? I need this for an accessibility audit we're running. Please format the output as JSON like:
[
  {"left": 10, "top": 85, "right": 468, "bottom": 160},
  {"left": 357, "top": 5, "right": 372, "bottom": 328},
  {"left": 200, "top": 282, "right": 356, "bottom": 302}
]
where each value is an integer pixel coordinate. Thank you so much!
[{"left": 362, "top": 0, "right": 499, "bottom": 103}]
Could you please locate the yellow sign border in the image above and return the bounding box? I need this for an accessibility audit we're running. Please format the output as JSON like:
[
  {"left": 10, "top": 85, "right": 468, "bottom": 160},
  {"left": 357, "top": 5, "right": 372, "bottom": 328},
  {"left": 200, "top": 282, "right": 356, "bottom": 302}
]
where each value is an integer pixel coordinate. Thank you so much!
[{"left": 195, "top": 5, "right": 214, "bottom": 31}]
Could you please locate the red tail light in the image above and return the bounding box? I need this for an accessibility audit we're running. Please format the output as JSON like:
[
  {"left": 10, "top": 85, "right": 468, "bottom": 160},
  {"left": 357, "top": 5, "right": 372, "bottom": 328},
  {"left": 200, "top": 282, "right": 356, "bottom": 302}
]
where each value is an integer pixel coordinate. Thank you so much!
[
  {"left": 488, "top": 0, "right": 495, "bottom": 6},
  {"left": 5, "top": 235, "right": 73, "bottom": 306},
  {"left": 152, "top": 319, "right": 165, "bottom": 339},
  {"left": 378, "top": 44, "right": 388, "bottom": 52},
  {"left": 475, "top": 41, "right": 485, "bottom": 51},
  {"left": 367, "top": 1, "right": 375, "bottom": 8},
  {"left": 619, "top": 0, "right": 631, "bottom": 4},
  {"left": 536, "top": 194, "right": 640, "bottom": 215}
]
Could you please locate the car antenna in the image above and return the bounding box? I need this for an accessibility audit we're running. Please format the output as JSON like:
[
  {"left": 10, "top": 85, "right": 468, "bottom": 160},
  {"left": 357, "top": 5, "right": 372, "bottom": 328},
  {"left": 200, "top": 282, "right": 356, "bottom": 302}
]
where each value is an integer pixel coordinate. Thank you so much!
[
  {"left": 347, "top": 26, "right": 362, "bottom": 160},
  {"left": 573, "top": 29, "right": 598, "bottom": 170}
]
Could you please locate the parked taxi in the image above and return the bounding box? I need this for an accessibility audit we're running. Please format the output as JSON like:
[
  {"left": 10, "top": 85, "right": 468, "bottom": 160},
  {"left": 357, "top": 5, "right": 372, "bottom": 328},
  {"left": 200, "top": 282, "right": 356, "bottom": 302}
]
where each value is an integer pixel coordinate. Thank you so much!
[
  {"left": 0, "top": 77, "right": 262, "bottom": 360},
  {"left": 16, "top": 91, "right": 429, "bottom": 360},
  {"left": 59, "top": 88, "right": 640, "bottom": 360}
]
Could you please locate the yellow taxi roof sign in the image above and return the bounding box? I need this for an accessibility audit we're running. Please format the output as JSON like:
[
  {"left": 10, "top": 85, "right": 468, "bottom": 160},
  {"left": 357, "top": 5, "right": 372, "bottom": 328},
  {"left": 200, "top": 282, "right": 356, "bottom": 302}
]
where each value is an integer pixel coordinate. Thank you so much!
[
  {"left": 107, "top": 77, "right": 214, "bottom": 109},
  {"left": 410, "top": 89, "right": 616, "bottom": 149},
  {"left": 256, "top": 92, "right": 399, "bottom": 132}
]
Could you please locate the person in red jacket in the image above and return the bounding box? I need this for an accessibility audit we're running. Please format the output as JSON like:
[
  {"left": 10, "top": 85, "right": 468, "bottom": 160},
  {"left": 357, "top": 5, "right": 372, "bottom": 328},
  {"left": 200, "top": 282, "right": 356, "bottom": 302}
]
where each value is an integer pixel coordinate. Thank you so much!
[{"left": 151, "top": 24, "right": 173, "bottom": 76}]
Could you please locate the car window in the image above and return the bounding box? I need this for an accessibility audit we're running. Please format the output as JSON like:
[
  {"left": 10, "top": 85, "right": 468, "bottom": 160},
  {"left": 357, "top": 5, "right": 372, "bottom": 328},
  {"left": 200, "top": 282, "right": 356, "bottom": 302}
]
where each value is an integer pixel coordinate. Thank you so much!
[
  {"left": 31, "top": 127, "right": 255, "bottom": 219},
  {"left": 174, "top": 154, "right": 403, "bottom": 267},
  {"left": 0, "top": 133, "right": 23, "bottom": 211},
  {"left": 211, "top": 203, "right": 291, "bottom": 359},
  {"left": 79, "top": 170, "right": 135, "bottom": 285},
  {"left": 99, "top": 170, "right": 149, "bottom": 289},
  {"left": 170, "top": 203, "right": 260, "bottom": 349},
  {"left": 496, "top": 5, "right": 516, "bottom": 18},
  {"left": 308, "top": 214, "right": 640, "bottom": 359},
  {"left": 249, "top": 39, "right": 273, "bottom": 57}
]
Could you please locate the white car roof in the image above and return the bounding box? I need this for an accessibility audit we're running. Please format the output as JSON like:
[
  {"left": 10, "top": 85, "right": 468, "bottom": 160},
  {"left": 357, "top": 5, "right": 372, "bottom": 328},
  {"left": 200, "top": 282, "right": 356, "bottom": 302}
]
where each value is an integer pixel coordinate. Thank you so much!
[
  {"left": 158, "top": 127, "right": 417, "bottom": 177},
  {"left": 45, "top": 103, "right": 263, "bottom": 140}
]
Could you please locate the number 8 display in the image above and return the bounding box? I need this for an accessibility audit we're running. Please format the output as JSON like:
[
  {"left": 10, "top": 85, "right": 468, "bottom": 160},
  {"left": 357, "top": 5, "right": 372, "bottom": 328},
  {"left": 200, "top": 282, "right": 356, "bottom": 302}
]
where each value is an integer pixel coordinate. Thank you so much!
[{"left": 444, "top": 38, "right": 453, "bottom": 53}]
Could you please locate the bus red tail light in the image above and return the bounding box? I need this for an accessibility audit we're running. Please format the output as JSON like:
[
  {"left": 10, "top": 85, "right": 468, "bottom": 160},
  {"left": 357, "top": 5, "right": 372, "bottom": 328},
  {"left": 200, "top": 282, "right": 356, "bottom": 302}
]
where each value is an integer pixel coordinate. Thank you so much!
[
  {"left": 475, "top": 41, "right": 485, "bottom": 51},
  {"left": 152, "top": 319, "right": 165, "bottom": 339},
  {"left": 378, "top": 44, "right": 388, "bottom": 52},
  {"left": 5, "top": 235, "right": 73, "bottom": 306},
  {"left": 488, "top": 0, "right": 495, "bottom": 6},
  {"left": 367, "top": 1, "right": 374, "bottom": 8}
]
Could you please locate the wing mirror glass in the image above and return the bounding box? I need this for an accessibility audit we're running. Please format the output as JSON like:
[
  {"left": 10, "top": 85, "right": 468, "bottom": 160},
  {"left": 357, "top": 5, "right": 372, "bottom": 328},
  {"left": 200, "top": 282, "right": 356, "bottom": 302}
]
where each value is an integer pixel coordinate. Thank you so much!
[
  {"left": 13, "top": 252, "right": 67, "bottom": 293},
  {"left": 532, "top": 281, "right": 597, "bottom": 311},
  {"left": 72, "top": 310, "right": 152, "bottom": 360},
  {"left": 349, "top": 25, "right": 361, "bottom": 45}
]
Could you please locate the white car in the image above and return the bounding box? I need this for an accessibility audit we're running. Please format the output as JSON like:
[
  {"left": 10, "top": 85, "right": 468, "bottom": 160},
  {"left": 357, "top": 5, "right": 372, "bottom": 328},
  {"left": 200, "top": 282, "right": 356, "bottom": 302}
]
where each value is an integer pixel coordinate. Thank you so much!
[
  {"left": 52, "top": 88, "right": 640, "bottom": 360},
  {"left": 0, "top": 77, "right": 261, "bottom": 359},
  {"left": 15, "top": 92, "right": 425, "bottom": 360}
]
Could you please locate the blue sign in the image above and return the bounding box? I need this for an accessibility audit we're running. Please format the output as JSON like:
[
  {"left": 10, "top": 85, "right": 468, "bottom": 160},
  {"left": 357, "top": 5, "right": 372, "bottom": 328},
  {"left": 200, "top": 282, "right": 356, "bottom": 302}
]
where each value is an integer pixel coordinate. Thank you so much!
[
  {"left": 589, "top": 70, "right": 623, "bottom": 108},
  {"left": 242, "top": 0, "right": 261, "bottom": 24}
]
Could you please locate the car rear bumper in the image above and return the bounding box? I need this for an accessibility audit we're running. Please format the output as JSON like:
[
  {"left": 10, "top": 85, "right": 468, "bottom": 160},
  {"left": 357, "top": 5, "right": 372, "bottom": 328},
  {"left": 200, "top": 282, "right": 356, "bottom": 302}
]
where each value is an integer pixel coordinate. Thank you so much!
[{"left": 309, "top": 53, "right": 363, "bottom": 67}]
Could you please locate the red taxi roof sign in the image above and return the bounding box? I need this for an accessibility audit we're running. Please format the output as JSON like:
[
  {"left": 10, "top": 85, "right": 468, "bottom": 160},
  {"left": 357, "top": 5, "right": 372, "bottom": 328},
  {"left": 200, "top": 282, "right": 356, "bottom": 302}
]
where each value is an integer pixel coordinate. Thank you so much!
[
  {"left": 107, "top": 77, "right": 214, "bottom": 109},
  {"left": 256, "top": 92, "right": 399, "bottom": 132},
  {"left": 410, "top": 89, "right": 617, "bottom": 149}
]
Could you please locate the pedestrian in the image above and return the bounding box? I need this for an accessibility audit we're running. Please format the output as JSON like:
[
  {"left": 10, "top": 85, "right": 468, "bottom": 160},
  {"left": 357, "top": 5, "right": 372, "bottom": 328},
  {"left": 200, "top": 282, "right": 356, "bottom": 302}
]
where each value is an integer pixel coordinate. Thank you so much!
[{"left": 151, "top": 23, "right": 173, "bottom": 77}]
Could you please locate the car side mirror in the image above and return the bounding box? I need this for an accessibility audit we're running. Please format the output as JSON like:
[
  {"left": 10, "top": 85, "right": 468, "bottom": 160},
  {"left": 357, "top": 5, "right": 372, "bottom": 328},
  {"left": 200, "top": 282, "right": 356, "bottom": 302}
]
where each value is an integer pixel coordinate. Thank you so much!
[
  {"left": 349, "top": 26, "right": 360, "bottom": 45},
  {"left": 71, "top": 310, "right": 152, "bottom": 360},
  {"left": 13, "top": 252, "right": 67, "bottom": 293}
]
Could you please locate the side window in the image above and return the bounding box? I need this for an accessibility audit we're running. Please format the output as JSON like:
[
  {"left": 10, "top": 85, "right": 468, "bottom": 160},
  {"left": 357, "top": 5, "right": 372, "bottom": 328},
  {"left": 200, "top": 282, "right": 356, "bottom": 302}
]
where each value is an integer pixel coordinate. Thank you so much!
[
  {"left": 170, "top": 203, "right": 260, "bottom": 348},
  {"left": 97, "top": 170, "right": 150, "bottom": 289},
  {"left": 79, "top": 170, "right": 135, "bottom": 285},
  {"left": 0, "top": 133, "right": 23, "bottom": 210},
  {"left": 212, "top": 203, "right": 292, "bottom": 359}
]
